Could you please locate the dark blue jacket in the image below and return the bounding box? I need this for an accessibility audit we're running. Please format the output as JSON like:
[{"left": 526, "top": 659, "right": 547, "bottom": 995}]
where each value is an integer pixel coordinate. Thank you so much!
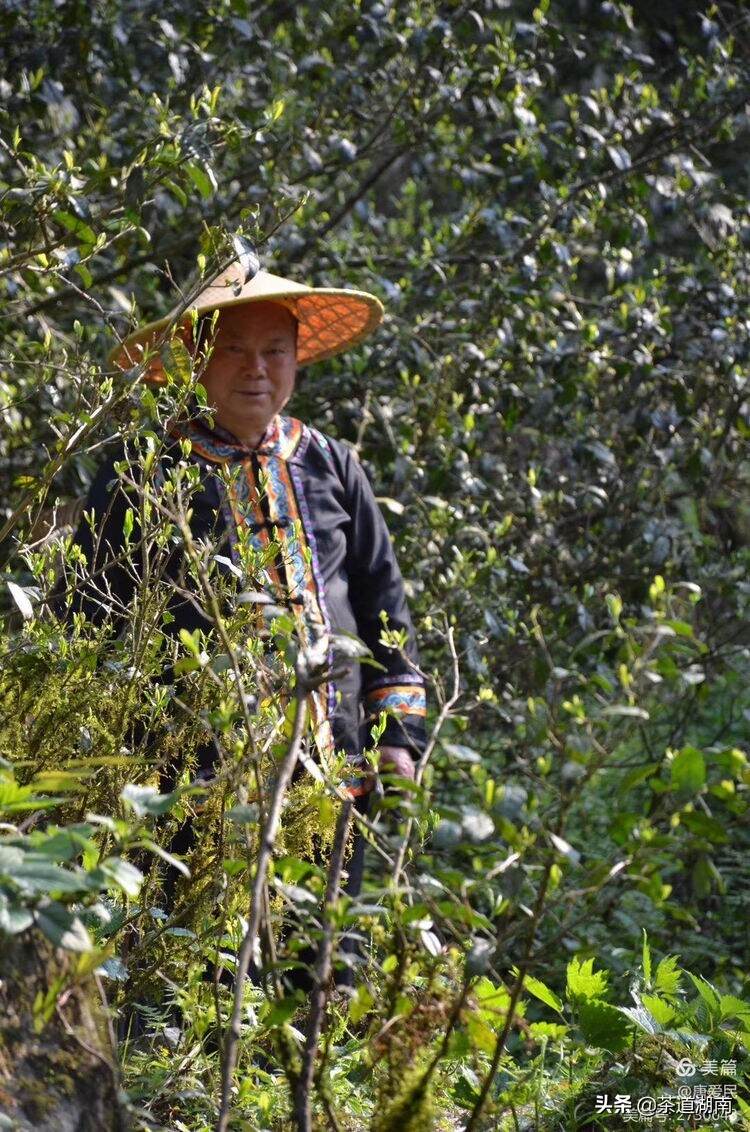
[{"left": 53, "top": 414, "right": 426, "bottom": 771}]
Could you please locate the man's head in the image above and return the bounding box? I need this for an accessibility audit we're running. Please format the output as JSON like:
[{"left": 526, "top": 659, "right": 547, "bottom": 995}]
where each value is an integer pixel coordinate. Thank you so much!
[{"left": 196, "top": 300, "right": 298, "bottom": 445}]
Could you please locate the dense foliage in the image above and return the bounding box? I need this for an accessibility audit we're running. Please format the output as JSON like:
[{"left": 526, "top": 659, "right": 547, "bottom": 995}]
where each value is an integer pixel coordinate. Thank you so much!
[{"left": 1, "top": 1, "right": 749, "bottom": 1129}]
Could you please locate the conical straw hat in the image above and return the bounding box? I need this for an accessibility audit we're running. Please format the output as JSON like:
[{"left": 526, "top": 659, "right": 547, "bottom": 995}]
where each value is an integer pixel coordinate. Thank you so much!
[{"left": 110, "top": 262, "right": 384, "bottom": 381}]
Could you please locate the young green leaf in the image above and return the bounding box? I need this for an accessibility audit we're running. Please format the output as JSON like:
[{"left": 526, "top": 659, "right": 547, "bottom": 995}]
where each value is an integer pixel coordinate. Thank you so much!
[
  {"left": 642, "top": 929, "right": 652, "bottom": 985},
  {"left": 566, "top": 956, "right": 609, "bottom": 1001},
  {"left": 523, "top": 973, "right": 565, "bottom": 1016},
  {"left": 654, "top": 955, "right": 681, "bottom": 998}
]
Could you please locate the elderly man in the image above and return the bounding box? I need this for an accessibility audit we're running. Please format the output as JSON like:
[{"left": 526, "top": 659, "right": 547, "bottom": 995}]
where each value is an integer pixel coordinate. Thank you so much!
[{"left": 56, "top": 262, "right": 426, "bottom": 906}]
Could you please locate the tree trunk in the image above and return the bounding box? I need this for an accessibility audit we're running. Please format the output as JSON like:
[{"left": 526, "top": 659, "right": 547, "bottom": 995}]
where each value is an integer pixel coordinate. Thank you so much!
[{"left": 0, "top": 936, "right": 125, "bottom": 1131}]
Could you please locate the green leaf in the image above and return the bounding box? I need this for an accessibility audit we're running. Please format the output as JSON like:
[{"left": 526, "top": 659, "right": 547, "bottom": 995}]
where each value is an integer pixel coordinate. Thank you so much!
[
  {"left": 268, "top": 97, "right": 285, "bottom": 121},
  {"left": 664, "top": 619, "right": 694, "bottom": 637},
  {"left": 121, "top": 784, "right": 180, "bottom": 817},
  {"left": 566, "top": 956, "right": 609, "bottom": 1001},
  {"left": 178, "top": 627, "right": 202, "bottom": 656},
  {"left": 54, "top": 209, "right": 96, "bottom": 246},
  {"left": 441, "top": 742, "right": 482, "bottom": 764},
  {"left": 638, "top": 932, "right": 651, "bottom": 987},
  {"left": 602, "top": 704, "right": 649, "bottom": 720},
  {"left": 35, "top": 902, "right": 92, "bottom": 951},
  {"left": 681, "top": 811, "right": 726, "bottom": 843},
  {"left": 9, "top": 856, "right": 86, "bottom": 895},
  {"left": 474, "top": 977, "right": 511, "bottom": 1024},
  {"left": 578, "top": 998, "right": 630, "bottom": 1051},
  {"left": 159, "top": 175, "right": 186, "bottom": 206},
  {"left": 221, "top": 857, "right": 245, "bottom": 877},
  {"left": 75, "top": 261, "right": 93, "bottom": 287},
  {"left": 641, "top": 994, "right": 675, "bottom": 1026},
  {"left": 621, "top": 764, "right": 658, "bottom": 791},
  {"left": 161, "top": 338, "right": 193, "bottom": 384},
  {"left": 549, "top": 832, "right": 580, "bottom": 864},
  {"left": 29, "top": 826, "right": 95, "bottom": 860},
  {"left": 691, "top": 854, "right": 714, "bottom": 898},
  {"left": 528, "top": 1021, "right": 568, "bottom": 1041},
  {"left": 524, "top": 973, "right": 564, "bottom": 1016},
  {"left": 0, "top": 892, "right": 34, "bottom": 935},
  {"left": 96, "top": 857, "right": 143, "bottom": 897},
  {"left": 0, "top": 846, "right": 25, "bottom": 872},
  {"left": 466, "top": 1015, "right": 498, "bottom": 1055},
  {"left": 719, "top": 995, "right": 750, "bottom": 1023},
  {"left": 349, "top": 985, "right": 374, "bottom": 1024},
  {"left": 140, "top": 838, "right": 191, "bottom": 878},
  {"left": 654, "top": 955, "right": 681, "bottom": 997},
  {"left": 262, "top": 992, "right": 303, "bottom": 1028},
  {"left": 0, "top": 780, "right": 63, "bottom": 814},
  {"left": 671, "top": 747, "right": 705, "bottom": 793},
  {"left": 688, "top": 973, "right": 721, "bottom": 1015},
  {"left": 7, "top": 580, "right": 34, "bottom": 620},
  {"left": 452, "top": 1062, "right": 481, "bottom": 1107},
  {"left": 30, "top": 771, "right": 92, "bottom": 795},
  {"left": 185, "top": 161, "right": 215, "bottom": 199},
  {"left": 275, "top": 856, "right": 323, "bottom": 884}
]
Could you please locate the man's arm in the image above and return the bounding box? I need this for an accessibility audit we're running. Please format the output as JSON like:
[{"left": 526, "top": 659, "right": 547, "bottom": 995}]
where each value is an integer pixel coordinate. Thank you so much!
[
  {"left": 50, "top": 446, "right": 140, "bottom": 631},
  {"left": 340, "top": 445, "right": 427, "bottom": 775}
]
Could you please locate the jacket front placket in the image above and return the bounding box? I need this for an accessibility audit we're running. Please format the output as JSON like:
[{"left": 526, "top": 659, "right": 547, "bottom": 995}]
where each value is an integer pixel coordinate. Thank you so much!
[{"left": 227, "top": 438, "right": 335, "bottom": 764}]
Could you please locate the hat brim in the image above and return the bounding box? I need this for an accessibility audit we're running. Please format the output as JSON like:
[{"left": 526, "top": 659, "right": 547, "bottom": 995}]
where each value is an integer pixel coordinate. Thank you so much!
[{"left": 109, "top": 283, "right": 384, "bottom": 381}]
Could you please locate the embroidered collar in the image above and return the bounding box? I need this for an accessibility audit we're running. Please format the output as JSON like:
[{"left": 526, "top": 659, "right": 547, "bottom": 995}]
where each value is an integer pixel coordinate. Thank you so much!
[{"left": 169, "top": 414, "right": 306, "bottom": 464}]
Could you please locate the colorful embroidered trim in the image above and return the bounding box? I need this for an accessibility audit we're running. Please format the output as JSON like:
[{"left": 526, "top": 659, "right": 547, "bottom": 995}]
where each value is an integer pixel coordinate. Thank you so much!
[
  {"left": 251, "top": 451, "right": 334, "bottom": 758},
  {"left": 169, "top": 414, "right": 334, "bottom": 760},
  {"left": 364, "top": 682, "right": 427, "bottom": 719},
  {"left": 173, "top": 415, "right": 304, "bottom": 464}
]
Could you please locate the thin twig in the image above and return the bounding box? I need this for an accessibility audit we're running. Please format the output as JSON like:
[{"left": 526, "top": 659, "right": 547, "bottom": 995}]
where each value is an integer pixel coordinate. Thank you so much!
[
  {"left": 215, "top": 687, "right": 308, "bottom": 1132},
  {"left": 292, "top": 798, "right": 354, "bottom": 1132}
]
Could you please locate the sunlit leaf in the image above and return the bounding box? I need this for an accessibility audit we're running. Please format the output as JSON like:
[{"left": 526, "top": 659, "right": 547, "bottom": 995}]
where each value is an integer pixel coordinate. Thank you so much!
[{"left": 35, "top": 903, "right": 92, "bottom": 952}]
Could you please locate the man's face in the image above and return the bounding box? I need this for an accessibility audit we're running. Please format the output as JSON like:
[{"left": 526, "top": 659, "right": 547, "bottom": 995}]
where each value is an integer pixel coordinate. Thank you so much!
[{"left": 199, "top": 301, "right": 297, "bottom": 443}]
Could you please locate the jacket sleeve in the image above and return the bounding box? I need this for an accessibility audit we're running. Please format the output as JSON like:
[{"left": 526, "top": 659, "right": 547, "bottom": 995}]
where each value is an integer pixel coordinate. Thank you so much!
[
  {"left": 341, "top": 446, "right": 426, "bottom": 758},
  {"left": 50, "top": 445, "right": 140, "bottom": 632}
]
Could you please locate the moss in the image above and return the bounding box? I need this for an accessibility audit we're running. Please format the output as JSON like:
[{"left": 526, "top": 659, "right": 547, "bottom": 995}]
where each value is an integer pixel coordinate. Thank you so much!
[
  {"left": 0, "top": 635, "right": 214, "bottom": 826},
  {"left": 114, "top": 767, "right": 345, "bottom": 1012},
  {"left": 371, "top": 1063, "right": 437, "bottom": 1132},
  {"left": 13, "top": 1075, "right": 56, "bottom": 1121}
]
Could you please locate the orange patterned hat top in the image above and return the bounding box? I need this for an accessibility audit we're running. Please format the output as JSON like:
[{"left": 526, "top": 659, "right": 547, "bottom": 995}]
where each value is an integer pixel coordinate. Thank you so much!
[{"left": 110, "top": 262, "right": 384, "bottom": 381}]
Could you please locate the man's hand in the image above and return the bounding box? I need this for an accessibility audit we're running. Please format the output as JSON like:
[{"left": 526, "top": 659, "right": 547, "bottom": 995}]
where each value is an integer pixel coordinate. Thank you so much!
[
  {"left": 377, "top": 745, "right": 416, "bottom": 782},
  {"left": 351, "top": 747, "right": 415, "bottom": 798}
]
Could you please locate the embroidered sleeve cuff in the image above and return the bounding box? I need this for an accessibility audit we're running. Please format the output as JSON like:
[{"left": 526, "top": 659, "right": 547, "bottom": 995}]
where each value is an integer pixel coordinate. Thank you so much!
[{"left": 363, "top": 677, "right": 427, "bottom": 757}]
